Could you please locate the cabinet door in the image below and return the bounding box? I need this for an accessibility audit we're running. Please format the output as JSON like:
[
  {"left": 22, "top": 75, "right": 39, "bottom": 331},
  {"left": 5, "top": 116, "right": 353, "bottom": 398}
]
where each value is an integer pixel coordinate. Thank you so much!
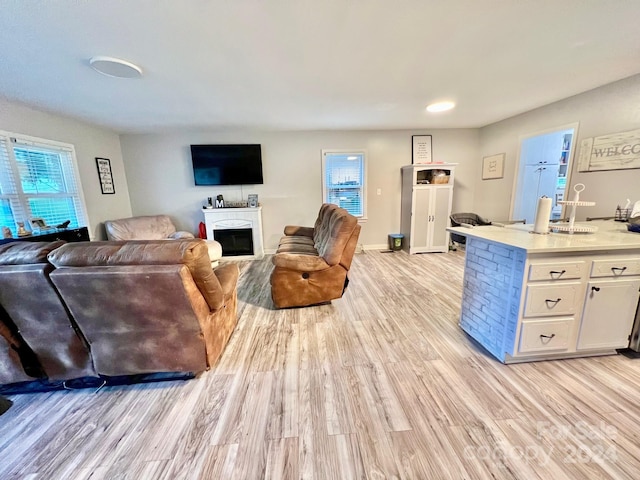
[
  {"left": 513, "top": 165, "right": 542, "bottom": 222},
  {"left": 577, "top": 279, "right": 640, "bottom": 350},
  {"left": 538, "top": 165, "right": 560, "bottom": 200},
  {"left": 412, "top": 188, "right": 431, "bottom": 248},
  {"left": 431, "top": 187, "right": 452, "bottom": 249}
]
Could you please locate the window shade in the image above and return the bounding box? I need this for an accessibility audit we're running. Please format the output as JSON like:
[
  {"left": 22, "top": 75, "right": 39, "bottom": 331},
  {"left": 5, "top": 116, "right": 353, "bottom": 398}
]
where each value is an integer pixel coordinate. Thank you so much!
[
  {"left": 0, "top": 132, "right": 87, "bottom": 235},
  {"left": 322, "top": 152, "right": 365, "bottom": 217}
]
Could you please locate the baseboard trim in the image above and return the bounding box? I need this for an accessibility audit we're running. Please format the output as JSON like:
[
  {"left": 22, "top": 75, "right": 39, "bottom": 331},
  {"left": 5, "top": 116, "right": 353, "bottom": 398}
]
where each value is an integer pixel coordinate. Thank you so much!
[
  {"left": 264, "top": 244, "right": 391, "bottom": 255},
  {"left": 362, "top": 244, "right": 389, "bottom": 251}
]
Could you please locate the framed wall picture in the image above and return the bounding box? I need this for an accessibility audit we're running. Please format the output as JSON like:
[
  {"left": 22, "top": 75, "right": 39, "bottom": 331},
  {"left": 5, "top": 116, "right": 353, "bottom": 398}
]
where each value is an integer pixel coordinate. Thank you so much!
[
  {"left": 96, "top": 157, "right": 115, "bottom": 194},
  {"left": 412, "top": 135, "right": 433, "bottom": 164},
  {"left": 578, "top": 128, "right": 640, "bottom": 171},
  {"left": 482, "top": 153, "right": 505, "bottom": 180}
]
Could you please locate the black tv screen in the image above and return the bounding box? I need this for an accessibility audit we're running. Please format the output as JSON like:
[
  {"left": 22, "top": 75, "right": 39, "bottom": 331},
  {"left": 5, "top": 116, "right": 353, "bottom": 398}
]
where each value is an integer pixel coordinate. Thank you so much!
[{"left": 191, "top": 144, "right": 263, "bottom": 186}]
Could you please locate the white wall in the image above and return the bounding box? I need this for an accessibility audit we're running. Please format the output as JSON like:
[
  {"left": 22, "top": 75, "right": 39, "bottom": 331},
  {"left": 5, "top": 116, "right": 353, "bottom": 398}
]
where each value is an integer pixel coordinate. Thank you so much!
[
  {"left": 7, "top": 72, "right": 637, "bottom": 245},
  {"left": 120, "top": 129, "right": 479, "bottom": 250},
  {"left": 478, "top": 74, "right": 640, "bottom": 221},
  {"left": 0, "top": 97, "right": 132, "bottom": 239}
]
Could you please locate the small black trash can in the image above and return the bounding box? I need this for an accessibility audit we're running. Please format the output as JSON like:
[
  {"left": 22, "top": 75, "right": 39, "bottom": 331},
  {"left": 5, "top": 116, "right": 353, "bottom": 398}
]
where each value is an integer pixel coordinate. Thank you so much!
[{"left": 388, "top": 234, "right": 404, "bottom": 251}]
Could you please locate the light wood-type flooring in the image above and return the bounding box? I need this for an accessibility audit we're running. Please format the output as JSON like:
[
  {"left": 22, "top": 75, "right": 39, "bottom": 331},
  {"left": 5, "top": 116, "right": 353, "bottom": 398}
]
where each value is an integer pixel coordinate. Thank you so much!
[{"left": 2, "top": 250, "right": 640, "bottom": 479}]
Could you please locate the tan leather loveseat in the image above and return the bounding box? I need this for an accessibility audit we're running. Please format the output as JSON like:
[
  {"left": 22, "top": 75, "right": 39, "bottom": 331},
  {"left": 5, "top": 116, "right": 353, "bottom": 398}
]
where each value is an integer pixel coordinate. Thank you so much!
[
  {"left": 105, "top": 215, "right": 223, "bottom": 266},
  {"left": 270, "top": 204, "right": 361, "bottom": 308}
]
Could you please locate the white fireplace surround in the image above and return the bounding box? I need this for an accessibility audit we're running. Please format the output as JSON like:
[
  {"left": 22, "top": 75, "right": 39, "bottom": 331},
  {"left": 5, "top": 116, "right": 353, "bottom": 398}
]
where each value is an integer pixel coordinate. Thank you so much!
[{"left": 202, "top": 206, "right": 264, "bottom": 259}]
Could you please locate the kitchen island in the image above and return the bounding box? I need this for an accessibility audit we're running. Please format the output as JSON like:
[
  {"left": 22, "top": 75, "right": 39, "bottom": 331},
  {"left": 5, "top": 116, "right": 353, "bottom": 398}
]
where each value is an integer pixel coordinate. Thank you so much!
[{"left": 448, "top": 221, "right": 640, "bottom": 363}]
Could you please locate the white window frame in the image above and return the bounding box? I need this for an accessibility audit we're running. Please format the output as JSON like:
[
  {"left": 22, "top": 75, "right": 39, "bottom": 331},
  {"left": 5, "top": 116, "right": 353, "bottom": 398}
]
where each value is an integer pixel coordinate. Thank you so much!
[
  {"left": 321, "top": 149, "right": 367, "bottom": 221},
  {"left": 0, "top": 130, "right": 89, "bottom": 235}
]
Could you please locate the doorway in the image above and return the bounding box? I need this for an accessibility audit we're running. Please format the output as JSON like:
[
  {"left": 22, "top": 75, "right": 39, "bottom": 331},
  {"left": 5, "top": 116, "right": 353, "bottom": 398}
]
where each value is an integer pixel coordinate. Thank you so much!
[{"left": 511, "top": 123, "right": 578, "bottom": 223}]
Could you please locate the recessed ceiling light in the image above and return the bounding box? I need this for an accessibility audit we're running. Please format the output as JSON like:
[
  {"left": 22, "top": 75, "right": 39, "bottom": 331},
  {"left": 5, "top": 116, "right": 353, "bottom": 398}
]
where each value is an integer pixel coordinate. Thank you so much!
[
  {"left": 89, "top": 56, "right": 143, "bottom": 79},
  {"left": 426, "top": 101, "right": 455, "bottom": 113}
]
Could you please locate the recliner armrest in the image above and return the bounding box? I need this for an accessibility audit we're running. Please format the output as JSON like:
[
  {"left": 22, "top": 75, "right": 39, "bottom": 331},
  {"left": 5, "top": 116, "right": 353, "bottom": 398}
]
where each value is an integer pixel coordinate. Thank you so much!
[
  {"left": 214, "top": 263, "right": 239, "bottom": 299},
  {"left": 283, "top": 226, "right": 314, "bottom": 237},
  {"left": 273, "top": 253, "right": 330, "bottom": 271}
]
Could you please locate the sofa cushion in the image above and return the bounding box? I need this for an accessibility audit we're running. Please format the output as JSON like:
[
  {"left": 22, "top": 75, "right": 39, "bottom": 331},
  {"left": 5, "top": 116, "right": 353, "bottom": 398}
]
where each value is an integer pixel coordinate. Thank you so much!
[
  {"left": 278, "top": 235, "right": 315, "bottom": 247},
  {"left": 276, "top": 243, "right": 318, "bottom": 256},
  {"left": 272, "top": 253, "right": 330, "bottom": 271},
  {"left": 283, "top": 225, "right": 314, "bottom": 237},
  {"left": 0, "top": 241, "right": 66, "bottom": 265},
  {"left": 48, "top": 240, "right": 224, "bottom": 311}
]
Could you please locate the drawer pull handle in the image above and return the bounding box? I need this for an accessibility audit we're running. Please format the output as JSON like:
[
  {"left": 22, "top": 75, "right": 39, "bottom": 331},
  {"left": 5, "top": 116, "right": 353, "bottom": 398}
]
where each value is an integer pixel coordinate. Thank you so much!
[
  {"left": 540, "top": 333, "right": 556, "bottom": 344},
  {"left": 591, "top": 286, "right": 600, "bottom": 292},
  {"left": 549, "top": 270, "right": 566, "bottom": 279},
  {"left": 611, "top": 266, "right": 627, "bottom": 275},
  {"left": 545, "top": 298, "right": 561, "bottom": 308}
]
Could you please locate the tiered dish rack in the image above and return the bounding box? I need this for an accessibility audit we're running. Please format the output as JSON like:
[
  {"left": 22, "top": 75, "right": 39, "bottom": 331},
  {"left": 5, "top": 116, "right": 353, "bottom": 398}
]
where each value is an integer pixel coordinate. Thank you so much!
[{"left": 551, "top": 183, "right": 597, "bottom": 234}]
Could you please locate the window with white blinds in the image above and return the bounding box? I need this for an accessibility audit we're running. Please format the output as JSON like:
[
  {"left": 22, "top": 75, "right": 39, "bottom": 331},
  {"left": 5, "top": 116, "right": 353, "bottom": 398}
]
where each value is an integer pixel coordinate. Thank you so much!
[
  {"left": 0, "top": 131, "right": 88, "bottom": 236},
  {"left": 321, "top": 150, "right": 366, "bottom": 218}
]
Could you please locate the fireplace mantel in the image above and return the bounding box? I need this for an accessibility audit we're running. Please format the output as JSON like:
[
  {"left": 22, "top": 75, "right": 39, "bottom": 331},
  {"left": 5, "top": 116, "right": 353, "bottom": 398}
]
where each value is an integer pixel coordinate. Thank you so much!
[{"left": 202, "top": 207, "right": 264, "bottom": 259}]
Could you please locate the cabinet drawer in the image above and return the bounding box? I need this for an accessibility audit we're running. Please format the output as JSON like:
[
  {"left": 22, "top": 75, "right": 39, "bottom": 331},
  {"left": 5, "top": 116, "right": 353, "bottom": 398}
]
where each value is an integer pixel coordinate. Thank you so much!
[
  {"left": 519, "top": 318, "right": 573, "bottom": 353},
  {"left": 524, "top": 282, "right": 582, "bottom": 317},
  {"left": 590, "top": 258, "right": 640, "bottom": 278},
  {"left": 528, "top": 261, "right": 587, "bottom": 281}
]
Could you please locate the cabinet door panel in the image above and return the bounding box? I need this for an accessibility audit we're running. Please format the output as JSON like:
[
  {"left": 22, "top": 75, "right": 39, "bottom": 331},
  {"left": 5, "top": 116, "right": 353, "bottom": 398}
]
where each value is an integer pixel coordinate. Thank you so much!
[
  {"left": 431, "top": 187, "right": 452, "bottom": 249},
  {"left": 412, "top": 188, "right": 431, "bottom": 248},
  {"left": 577, "top": 279, "right": 640, "bottom": 350},
  {"left": 538, "top": 165, "right": 560, "bottom": 200}
]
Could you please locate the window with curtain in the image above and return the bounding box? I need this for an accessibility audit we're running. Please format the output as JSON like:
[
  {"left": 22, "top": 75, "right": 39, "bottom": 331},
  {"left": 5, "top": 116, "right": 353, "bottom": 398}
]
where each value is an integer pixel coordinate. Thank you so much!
[
  {"left": 0, "top": 131, "right": 88, "bottom": 236},
  {"left": 321, "top": 150, "right": 366, "bottom": 218}
]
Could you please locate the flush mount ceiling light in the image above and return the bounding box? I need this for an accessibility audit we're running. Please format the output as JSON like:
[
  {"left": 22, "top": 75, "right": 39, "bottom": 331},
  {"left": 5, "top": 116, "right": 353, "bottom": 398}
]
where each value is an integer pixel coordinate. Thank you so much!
[
  {"left": 426, "top": 101, "right": 455, "bottom": 113},
  {"left": 89, "top": 56, "right": 143, "bottom": 78}
]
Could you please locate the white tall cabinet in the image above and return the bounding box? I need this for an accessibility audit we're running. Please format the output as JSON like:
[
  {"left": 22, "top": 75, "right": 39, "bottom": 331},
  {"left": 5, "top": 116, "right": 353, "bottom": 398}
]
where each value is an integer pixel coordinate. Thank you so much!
[{"left": 401, "top": 164, "right": 456, "bottom": 254}]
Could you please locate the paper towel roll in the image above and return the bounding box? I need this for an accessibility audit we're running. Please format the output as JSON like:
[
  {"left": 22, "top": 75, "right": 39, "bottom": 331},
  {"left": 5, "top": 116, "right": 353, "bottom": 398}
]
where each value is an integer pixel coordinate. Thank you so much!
[{"left": 533, "top": 196, "right": 552, "bottom": 234}]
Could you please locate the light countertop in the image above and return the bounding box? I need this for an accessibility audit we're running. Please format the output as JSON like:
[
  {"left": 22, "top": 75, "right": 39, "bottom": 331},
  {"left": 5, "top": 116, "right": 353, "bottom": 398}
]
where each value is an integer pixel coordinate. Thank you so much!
[{"left": 448, "top": 220, "right": 640, "bottom": 253}]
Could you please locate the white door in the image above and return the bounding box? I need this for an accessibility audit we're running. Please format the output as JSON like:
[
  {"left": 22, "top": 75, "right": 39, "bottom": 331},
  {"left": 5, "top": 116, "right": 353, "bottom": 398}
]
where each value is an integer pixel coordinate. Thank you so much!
[{"left": 511, "top": 125, "right": 577, "bottom": 222}]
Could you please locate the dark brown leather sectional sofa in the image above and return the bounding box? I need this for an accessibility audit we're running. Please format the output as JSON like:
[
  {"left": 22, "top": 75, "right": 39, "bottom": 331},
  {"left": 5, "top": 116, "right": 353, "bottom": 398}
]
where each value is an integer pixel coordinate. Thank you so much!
[
  {"left": 271, "top": 204, "right": 361, "bottom": 308},
  {"left": 0, "top": 239, "right": 238, "bottom": 387}
]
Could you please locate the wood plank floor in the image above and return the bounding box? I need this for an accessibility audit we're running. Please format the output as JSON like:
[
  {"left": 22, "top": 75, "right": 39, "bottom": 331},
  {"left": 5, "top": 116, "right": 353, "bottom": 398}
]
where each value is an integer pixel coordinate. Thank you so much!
[{"left": 2, "top": 250, "right": 640, "bottom": 479}]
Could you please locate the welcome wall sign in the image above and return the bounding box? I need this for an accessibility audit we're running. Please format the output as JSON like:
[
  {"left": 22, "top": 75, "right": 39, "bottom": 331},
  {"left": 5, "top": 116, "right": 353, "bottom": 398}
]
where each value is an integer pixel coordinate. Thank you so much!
[{"left": 578, "top": 128, "right": 640, "bottom": 172}]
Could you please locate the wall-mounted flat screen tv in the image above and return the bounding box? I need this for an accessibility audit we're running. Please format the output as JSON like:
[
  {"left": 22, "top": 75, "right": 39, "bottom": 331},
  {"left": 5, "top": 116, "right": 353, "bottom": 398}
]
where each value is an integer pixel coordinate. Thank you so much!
[{"left": 191, "top": 144, "right": 263, "bottom": 186}]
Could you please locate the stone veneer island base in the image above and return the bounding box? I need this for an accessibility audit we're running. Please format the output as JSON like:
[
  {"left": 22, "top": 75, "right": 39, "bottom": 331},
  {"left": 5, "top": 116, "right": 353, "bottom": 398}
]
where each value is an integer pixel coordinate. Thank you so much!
[{"left": 449, "top": 221, "right": 640, "bottom": 363}]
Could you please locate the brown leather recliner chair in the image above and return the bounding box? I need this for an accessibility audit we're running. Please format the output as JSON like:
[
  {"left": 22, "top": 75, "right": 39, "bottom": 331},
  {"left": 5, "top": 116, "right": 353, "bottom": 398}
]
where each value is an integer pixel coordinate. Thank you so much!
[
  {"left": 271, "top": 204, "right": 361, "bottom": 308},
  {"left": 48, "top": 239, "right": 238, "bottom": 376},
  {"left": 0, "top": 241, "right": 96, "bottom": 381}
]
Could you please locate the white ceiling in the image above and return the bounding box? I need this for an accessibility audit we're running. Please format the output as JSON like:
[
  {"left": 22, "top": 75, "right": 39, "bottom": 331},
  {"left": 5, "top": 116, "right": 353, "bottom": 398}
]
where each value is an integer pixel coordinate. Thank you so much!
[{"left": 1, "top": 1, "right": 640, "bottom": 134}]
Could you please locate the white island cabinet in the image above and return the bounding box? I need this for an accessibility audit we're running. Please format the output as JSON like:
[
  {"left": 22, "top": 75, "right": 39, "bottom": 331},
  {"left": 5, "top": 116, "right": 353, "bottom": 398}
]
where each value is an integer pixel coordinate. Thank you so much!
[{"left": 448, "top": 221, "right": 640, "bottom": 363}]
